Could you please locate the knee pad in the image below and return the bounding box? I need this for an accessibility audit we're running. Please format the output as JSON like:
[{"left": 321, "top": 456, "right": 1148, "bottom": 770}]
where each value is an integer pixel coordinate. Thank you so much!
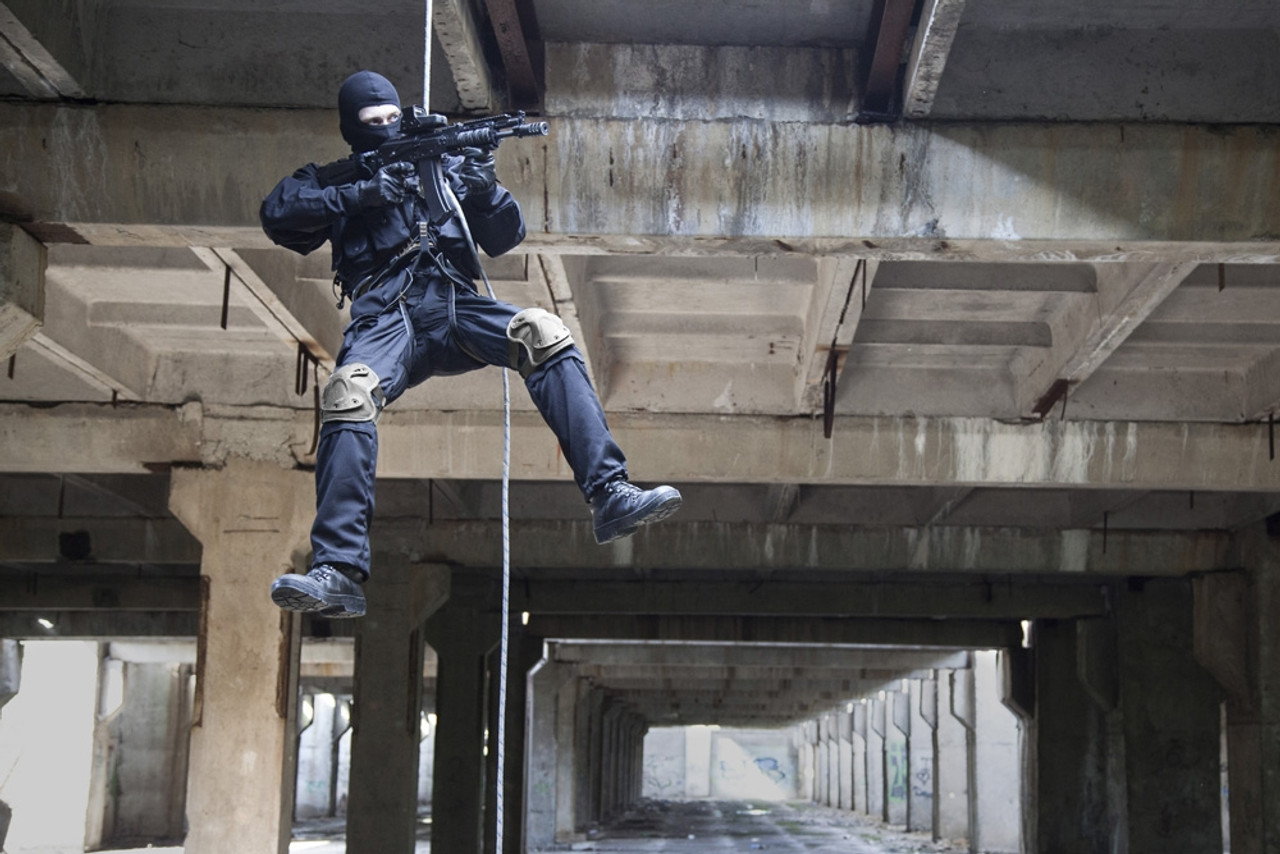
[
  {"left": 506, "top": 308, "right": 574, "bottom": 379},
  {"left": 321, "top": 363, "right": 385, "bottom": 424}
]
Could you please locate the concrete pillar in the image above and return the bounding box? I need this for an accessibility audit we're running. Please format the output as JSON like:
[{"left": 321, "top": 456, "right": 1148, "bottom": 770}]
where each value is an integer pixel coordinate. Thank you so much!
[
  {"left": 483, "top": 625, "right": 542, "bottom": 854},
  {"left": 598, "top": 704, "right": 620, "bottom": 819},
  {"left": 85, "top": 653, "right": 193, "bottom": 846},
  {"left": 423, "top": 580, "right": 499, "bottom": 854},
  {"left": 908, "top": 677, "right": 935, "bottom": 834},
  {"left": 819, "top": 714, "right": 835, "bottom": 807},
  {"left": 0, "top": 639, "right": 18, "bottom": 709},
  {"left": 886, "top": 690, "right": 909, "bottom": 827},
  {"left": 347, "top": 562, "right": 449, "bottom": 854},
  {"left": 1032, "top": 619, "right": 1121, "bottom": 852},
  {"left": 296, "top": 693, "right": 338, "bottom": 818},
  {"left": 0, "top": 223, "right": 44, "bottom": 359},
  {"left": 837, "top": 711, "right": 854, "bottom": 810},
  {"left": 812, "top": 717, "right": 825, "bottom": 805},
  {"left": 1198, "top": 525, "right": 1280, "bottom": 854},
  {"left": 796, "top": 722, "right": 816, "bottom": 802},
  {"left": 935, "top": 668, "right": 972, "bottom": 845},
  {"left": 1118, "top": 579, "right": 1223, "bottom": 852},
  {"left": 525, "top": 657, "right": 571, "bottom": 850},
  {"left": 684, "top": 723, "right": 712, "bottom": 798},
  {"left": 852, "top": 703, "right": 869, "bottom": 814},
  {"left": 169, "top": 459, "right": 312, "bottom": 854},
  {"left": 971, "top": 650, "right": 1022, "bottom": 854},
  {"left": 581, "top": 687, "right": 606, "bottom": 825},
  {"left": 418, "top": 687, "right": 436, "bottom": 808},
  {"left": 867, "top": 696, "right": 887, "bottom": 821},
  {"left": 554, "top": 673, "right": 584, "bottom": 842}
]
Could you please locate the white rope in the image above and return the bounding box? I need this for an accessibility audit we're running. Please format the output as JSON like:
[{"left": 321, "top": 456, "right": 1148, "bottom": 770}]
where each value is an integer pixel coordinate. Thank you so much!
[
  {"left": 422, "top": 0, "right": 432, "bottom": 107},
  {"left": 423, "top": 6, "right": 512, "bottom": 846}
]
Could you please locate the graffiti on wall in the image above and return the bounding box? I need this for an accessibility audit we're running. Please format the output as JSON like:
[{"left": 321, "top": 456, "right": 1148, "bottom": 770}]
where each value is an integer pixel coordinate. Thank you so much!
[
  {"left": 887, "top": 743, "right": 908, "bottom": 803},
  {"left": 643, "top": 752, "right": 685, "bottom": 797},
  {"left": 753, "top": 756, "right": 787, "bottom": 784}
]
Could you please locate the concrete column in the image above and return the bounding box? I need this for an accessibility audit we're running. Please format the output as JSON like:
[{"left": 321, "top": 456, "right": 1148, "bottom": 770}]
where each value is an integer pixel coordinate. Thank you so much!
[
  {"left": 1198, "top": 525, "right": 1280, "bottom": 854},
  {"left": 598, "top": 703, "right": 620, "bottom": 819},
  {"left": 820, "top": 714, "right": 835, "bottom": 807},
  {"left": 1032, "top": 619, "right": 1120, "bottom": 852},
  {"left": 935, "top": 668, "right": 972, "bottom": 845},
  {"left": 423, "top": 580, "right": 499, "bottom": 854},
  {"left": 85, "top": 653, "right": 193, "bottom": 846},
  {"left": 0, "top": 223, "right": 44, "bottom": 359},
  {"left": 886, "top": 690, "right": 909, "bottom": 827},
  {"left": 796, "top": 722, "right": 816, "bottom": 802},
  {"left": 810, "top": 718, "right": 823, "bottom": 805},
  {"left": 169, "top": 459, "right": 311, "bottom": 854},
  {"left": 684, "top": 723, "right": 712, "bottom": 798},
  {"left": 908, "top": 677, "right": 935, "bottom": 834},
  {"left": 867, "top": 696, "right": 886, "bottom": 821},
  {"left": 418, "top": 687, "right": 435, "bottom": 809},
  {"left": 971, "top": 650, "right": 1022, "bottom": 854},
  {"left": 852, "top": 703, "right": 869, "bottom": 814},
  {"left": 581, "top": 687, "right": 606, "bottom": 825},
  {"left": 524, "top": 657, "right": 571, "bottom": 850},
  {"left": 837, "top": 711, "right": 854, "bottom": 810},
  {"left": 1117, "top": 579, "right": 1223, "bottom": 852},
  {"left": 630, "top": 717, "right": 647, "bottom": 807},
  {"left": 554, "top": 673, "right": 584, "bottom": 842},
  {"left": 483, "top": 626, "right": 543, "bottom": 854},
  {"left": 347, "top": 562, "right": 449, "bottom": 854},
  {"left": 296, "top": 693, "right": 337, "bottom": 818}
]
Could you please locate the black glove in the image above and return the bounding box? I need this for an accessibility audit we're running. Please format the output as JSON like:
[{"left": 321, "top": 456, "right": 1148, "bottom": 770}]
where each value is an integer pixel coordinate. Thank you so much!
[
  {"left": 356, "top": 162, "right": 415, "bottom": 209},
  {"left": 457, "top": 147, "right": 497, "bottom": 194}
]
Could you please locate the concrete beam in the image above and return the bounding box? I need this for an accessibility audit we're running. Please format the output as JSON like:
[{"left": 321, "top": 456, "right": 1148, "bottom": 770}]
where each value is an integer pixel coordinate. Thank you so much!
[
  {"left": 0, "top": 517, "right": 200, "bottom": 563},
  {"left": 4, "top": 401, "right": 1279, "bottom": 496},
  {"left": 433, "top": 0, "right": 498, "bottom": 112},
  {"left": 0, "top": 2, "right": 86, "bottom": 99},
  {"left": 902, "top": 0, "right": 967, "bottom": 119},
  {"left": 384, "top": 519, "right": 1231, "bottom": 575},
  {"left": 0, "top": 574, "right": 198, "bottom": 611},
  {"left": 3, "top": 103, "right": 1279, "bottom": 260},
  {"left": 576, "top": 665, "right": 948, "bottom": 683},
  {"left": 376, "top": 410, "right": 1280, "bottom": 491},
  {"left": 526, "top": 614, "right": 1021, "bottom": 648},
  {"left": 551, "top": 642, "right": 970, "bottom": 671},
  {"left": 1019, "top": 262, "right": 1198, "bottom": 416},
  {"left": 192, "top": 248, "right": 337, "bottom": 367},
  {"left": 518, "top": 578, "right": 1109, "bottom": 619},
  {"left": 1244, "top": 347, "right": 1280, "bottom": 422},
  {"left": 27, "top": 331, "right": 137, "bottom": 400},
  {"left": 0, "top": 610, "right": 198, "bottom": 638},
  {"left": 0, "top": 223, "right": 45, "bottom": 359},
  {"left": 798, "top": 257, "right": 875, "bottom": 410},
  {"left": 0, "top": 402, "right": 203, "bottom": 473}
]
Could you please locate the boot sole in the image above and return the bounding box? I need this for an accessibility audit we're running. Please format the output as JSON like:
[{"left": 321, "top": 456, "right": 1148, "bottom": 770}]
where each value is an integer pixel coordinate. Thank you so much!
[
  {"left": 594, "top": 493, "right": 683, "bottom": 545},
  {"left": 270, "top": 579, "right": 366, "bottom": 618}
]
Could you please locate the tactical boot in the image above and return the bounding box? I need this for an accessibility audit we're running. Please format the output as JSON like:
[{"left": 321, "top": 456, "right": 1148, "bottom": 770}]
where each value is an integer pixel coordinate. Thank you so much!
[
  {"left": 590, "top": 479, "right": 682, "bottom": 545},
  {"left": 270, "top": 564, "right": 367, "bottom": 619}
]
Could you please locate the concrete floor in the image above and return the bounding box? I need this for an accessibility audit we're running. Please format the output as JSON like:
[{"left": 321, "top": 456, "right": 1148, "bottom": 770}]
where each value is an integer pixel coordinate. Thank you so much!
[
  {"left": 4, "top": 801, "right": 959, "bottom": 853},
  {"left": 551, "top": 800, "right": 961, "bottom": 853}
]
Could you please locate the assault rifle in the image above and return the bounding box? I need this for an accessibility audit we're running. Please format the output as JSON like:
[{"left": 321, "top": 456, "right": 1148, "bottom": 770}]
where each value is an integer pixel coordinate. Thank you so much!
[{"left": 317, "top": 108, "right": 549, "bottom": 225}]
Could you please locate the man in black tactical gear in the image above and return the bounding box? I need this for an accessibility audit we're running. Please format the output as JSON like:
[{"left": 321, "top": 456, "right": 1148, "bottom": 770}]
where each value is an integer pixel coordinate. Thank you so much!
[{"left": 259, "top": 71, "right": 681, "bottom": 618}]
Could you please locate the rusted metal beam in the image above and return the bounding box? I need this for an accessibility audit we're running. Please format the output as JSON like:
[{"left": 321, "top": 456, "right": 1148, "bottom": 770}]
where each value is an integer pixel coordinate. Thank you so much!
[
  {"left": 483, "top": 0, "right": 543, "bottom": 110},
  {"left": 860, "top": 0, "right": 919, "bottom": 121}
]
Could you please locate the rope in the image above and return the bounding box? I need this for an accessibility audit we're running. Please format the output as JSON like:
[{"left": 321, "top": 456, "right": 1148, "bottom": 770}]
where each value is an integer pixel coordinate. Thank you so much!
[{"left": 422, "top": 2, "right": 513, "bottom": 846}]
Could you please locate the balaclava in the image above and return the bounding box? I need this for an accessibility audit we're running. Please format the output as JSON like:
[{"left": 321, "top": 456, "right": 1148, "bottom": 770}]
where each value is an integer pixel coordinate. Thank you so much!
[{"left": 338, "top": 71, "right": 402, "bottom": 153}]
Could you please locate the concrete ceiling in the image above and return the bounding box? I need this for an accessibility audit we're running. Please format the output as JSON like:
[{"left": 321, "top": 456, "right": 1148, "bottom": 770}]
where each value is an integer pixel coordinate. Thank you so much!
[{"left": 2, "top": 0, "right": 1279, "bottom": 726}]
